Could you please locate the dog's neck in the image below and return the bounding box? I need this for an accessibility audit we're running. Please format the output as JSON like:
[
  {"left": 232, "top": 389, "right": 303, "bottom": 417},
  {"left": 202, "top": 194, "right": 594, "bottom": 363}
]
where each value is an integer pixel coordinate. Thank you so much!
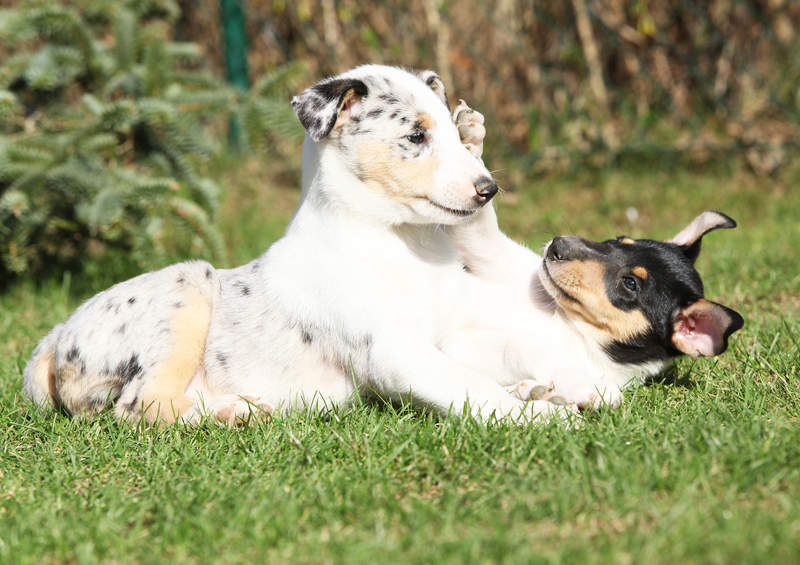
[{"left": 529, "top": 273, "right": 668, "bottom": 386}]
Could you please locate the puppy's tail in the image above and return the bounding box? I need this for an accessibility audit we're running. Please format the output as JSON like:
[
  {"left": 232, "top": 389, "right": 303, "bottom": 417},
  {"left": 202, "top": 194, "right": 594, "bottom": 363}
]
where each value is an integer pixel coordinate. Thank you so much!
[{"left": 22, "top": 326, "right": 60, "bottom": 408}]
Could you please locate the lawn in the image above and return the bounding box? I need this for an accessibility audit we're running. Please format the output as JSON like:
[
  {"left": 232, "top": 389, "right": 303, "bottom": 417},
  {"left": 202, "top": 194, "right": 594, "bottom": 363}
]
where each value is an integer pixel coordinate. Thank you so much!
[{"left": 1, "top": 156, "right": 799, "bottom": 564}]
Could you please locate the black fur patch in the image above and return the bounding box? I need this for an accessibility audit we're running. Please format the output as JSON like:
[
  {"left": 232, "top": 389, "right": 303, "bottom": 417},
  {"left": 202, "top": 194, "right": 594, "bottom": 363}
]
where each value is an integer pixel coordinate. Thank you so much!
[
  {"left": 235, "top": 280, "right": 250, "bottom": 296},
  {"left": 116, "top": 354, "right": 142, "bottom": 383},
  {"left": 66, "top": 346, "right": 80, "bottom": 363},
  {"left": 292, "top": 78, "right": 369, "bottom": 142},
  {"left": 216, "top": 352, "right": 228, "bottom": 368},
  {"left": 128, "top": 296, "right": 136, "bottom": 304},
  {"left": 379, "top": 93, "right": 400, "bottom": 105}
]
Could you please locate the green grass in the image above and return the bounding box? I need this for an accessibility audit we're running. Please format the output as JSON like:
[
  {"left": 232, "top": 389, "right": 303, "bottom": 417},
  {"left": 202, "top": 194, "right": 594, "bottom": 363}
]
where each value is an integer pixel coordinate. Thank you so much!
[{"left": 2, "top": 158, "right": 799, "bottom": 564}]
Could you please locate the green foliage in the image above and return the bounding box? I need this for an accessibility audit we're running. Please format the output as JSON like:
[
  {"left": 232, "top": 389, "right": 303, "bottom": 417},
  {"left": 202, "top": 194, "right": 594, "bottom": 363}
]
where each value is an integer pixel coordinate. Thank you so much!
[{"left": 0, "top": 0, "right": 302, "bottom": 280}]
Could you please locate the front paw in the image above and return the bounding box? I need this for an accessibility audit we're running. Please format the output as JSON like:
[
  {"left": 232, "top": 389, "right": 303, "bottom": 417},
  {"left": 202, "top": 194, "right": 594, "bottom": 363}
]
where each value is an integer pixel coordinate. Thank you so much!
[
  {"left": 453, "top": 99, "right": 486, "bottom": 159},
  {"left": 509, "top": 378, "right": 623, "bottom": 411},
  {"left": 509, "top": 378, "right": 571, "bottom": 406}
]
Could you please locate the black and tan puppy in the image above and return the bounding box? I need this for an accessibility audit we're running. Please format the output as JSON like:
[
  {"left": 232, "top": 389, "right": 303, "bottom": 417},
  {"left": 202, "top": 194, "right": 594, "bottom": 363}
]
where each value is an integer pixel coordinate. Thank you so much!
[{"left": 443, "top": 209, "right": 744, "bottom": 409}]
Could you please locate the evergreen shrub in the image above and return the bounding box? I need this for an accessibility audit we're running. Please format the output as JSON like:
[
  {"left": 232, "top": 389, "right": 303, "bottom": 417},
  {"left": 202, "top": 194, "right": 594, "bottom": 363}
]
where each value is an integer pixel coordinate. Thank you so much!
[{"left": 0, "top": 0, "right": 302, "bottom": 281}]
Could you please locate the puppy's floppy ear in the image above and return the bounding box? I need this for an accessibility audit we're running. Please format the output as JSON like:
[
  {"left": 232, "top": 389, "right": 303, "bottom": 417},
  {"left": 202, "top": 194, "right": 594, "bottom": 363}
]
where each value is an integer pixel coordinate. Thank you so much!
[
  {"left": 668, "top": 210, "right": 736, "bottom": 263},
  {"left": 291, "top": 78, "right": 368, "bottom": 142},
  {"left": 411, "top": 69, "right": 449, "bottom": 108},
  {"left": 672, "top": 299, "right": 744, "bottom": 358}
]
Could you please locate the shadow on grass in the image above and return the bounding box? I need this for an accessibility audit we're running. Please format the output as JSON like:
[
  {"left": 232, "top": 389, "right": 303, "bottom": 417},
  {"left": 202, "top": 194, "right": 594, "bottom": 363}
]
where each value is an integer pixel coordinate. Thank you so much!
[{"left": 647, "top": 364, "right": 696, "bottom": 390}]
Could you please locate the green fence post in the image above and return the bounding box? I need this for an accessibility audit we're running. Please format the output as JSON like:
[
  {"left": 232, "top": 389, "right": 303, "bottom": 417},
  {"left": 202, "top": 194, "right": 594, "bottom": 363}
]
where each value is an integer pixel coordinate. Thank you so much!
[{"left": 220, "top": 0, "right": 250, "bottom": 151}]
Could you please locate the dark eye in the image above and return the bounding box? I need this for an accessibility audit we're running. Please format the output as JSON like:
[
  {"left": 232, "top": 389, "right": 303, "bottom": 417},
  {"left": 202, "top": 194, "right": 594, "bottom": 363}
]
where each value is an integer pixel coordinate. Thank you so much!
[
  {"left": 622, "top": 276, "right": 639, "bottom": 292},
  {"left": 406, "top": 130, "right": 425, "bottom": 144}
]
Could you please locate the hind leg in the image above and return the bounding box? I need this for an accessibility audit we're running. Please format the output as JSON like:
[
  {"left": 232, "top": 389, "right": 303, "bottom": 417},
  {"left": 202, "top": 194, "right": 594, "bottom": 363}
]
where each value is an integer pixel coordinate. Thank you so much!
[{"left": 114, "top": 284, "right": 213, "bottom": 424}]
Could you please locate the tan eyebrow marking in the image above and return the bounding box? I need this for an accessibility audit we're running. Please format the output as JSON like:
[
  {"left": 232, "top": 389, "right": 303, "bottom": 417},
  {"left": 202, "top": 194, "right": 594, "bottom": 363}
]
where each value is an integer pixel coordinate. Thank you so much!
[
  {"left": 418, "top": 113, "right": 435, "bottom": 130},
  {"left": 632, "top": 266, "right": 648, "bottom": 280},
  {"left": 547, "top": 260, "right": 651, "bottom": 342},
  {"left": 620, "top": 237, "right": 635, "bottom": 245}
]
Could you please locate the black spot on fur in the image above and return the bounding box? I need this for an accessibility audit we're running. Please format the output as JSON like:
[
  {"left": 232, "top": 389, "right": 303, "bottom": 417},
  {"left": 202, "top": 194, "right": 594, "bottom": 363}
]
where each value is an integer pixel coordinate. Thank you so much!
[
  {"left": 390, "top": 111, "right": 398, "bottom": 119},
  {"left": 173, "top": 301, "right": 184, "bottom": 309},
  {"left": 177, "top": 275, "right": 185, "bottom": 284},
  {"left": 366, "top": 108, "right": 383, "bottom": 119},
  {"left": 216, "top": 352, "right": 228, "bottom": 368},
  {"left": 250, "top": 261, "right": 260, "bottom": 272},
  {"left": 301, "top": 328, "right": 313, "bottom": 344},
  {"left": 116, "top": 354, "right": 142, "bottom": 383},
  {"left": 66, "top": 346, "right": 80, "bottom": 363},
  {"left": 399, "top": 116, "right": 408, "bottom": 124},
  {"left": 379, "top": 94, "right": 400, "bottom": 105},
  {"left": 115, "top": 323, "right": 127, "bottom": 335},
  {"left": 105, "top": 300, "right": 114, "bottom": 312},
  {"left": 233, "top": 280, "right": 250, "bottom": 296},
  {"left": 205, "top": 268, "right": 212, "bottom": 279},
  {"left": 127, "top": 296, "right": 136, "bottom": 304}
]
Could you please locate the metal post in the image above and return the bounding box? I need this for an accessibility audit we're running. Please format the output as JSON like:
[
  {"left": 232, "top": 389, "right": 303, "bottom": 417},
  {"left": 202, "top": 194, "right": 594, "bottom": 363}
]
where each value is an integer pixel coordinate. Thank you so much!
[{"left": 220, "top": 0, "right": 250, "bottom": 150}]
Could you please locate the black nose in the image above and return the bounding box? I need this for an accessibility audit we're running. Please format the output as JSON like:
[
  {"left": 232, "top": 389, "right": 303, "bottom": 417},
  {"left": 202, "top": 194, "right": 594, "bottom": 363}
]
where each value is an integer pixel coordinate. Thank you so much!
[
  {"left": 547, "top": 236, "right": 569, "bottom": 261},
  {"left": 474, "top": 177, "right": 498, "bottom": 202}
]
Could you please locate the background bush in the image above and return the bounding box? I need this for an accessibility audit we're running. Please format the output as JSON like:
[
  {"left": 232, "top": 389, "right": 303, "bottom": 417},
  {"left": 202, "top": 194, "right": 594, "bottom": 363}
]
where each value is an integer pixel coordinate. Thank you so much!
[
  {"left": 182, "top": 0, "right": 800, "bottom": 173},
  {"left": 2, "top": 0, "right": 798, "bottom": 282},
  {"left": 0, "top": 0, "right": 301, "bottom": 281}
]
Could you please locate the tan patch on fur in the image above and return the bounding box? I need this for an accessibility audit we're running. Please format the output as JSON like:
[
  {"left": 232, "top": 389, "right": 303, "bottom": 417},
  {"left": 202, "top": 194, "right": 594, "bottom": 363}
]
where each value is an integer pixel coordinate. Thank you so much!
[
  {"left": 548, "top": 260, "right": 650, "bottom": 342},
  {"left": 136, "top": 286, "right": 212, "bottom": 424},
  {"left": 418, "top": 113, "right": 435, "bottom": 130},
  {"left": 632, "top": 266, "right": 649, "bottom": 280},
  {"left": 31, "top": 347, "right": 57, "bottom": 404},
  {"left": 620, "top": 237, "right": 635, "bottom": 245},
  {"left": 354, "top": 141, "right": 439, "bottom": 203}
]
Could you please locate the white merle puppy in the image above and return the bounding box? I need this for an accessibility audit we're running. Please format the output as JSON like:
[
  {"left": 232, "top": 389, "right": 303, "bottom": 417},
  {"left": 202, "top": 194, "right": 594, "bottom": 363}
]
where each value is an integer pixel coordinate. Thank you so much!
[{"left": 23, "top": 65, "right": 574, "bottom": 425}]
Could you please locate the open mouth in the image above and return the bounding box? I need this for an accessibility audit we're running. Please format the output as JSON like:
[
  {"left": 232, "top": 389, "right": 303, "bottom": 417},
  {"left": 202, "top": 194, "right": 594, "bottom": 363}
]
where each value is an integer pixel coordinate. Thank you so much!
[{"left": 426, "top": 199, "right": 476, "bottom": 217}]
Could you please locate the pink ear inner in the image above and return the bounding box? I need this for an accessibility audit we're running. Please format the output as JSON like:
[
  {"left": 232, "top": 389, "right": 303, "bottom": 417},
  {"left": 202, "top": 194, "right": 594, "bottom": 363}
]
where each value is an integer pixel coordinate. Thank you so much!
[
  {"left": 334, "top": 91, "right": 362, "bottom": 129},
  {"left": 671, "top": 299, "right": 730, "bottom": 357}
]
